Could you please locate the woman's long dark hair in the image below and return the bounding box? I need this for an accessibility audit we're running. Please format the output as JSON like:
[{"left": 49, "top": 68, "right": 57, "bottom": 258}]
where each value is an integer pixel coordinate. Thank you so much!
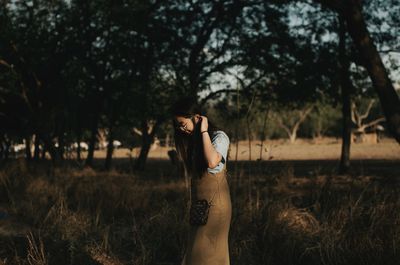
[{"left": 171, "top": 97, "right": 220, "bottom": 178}]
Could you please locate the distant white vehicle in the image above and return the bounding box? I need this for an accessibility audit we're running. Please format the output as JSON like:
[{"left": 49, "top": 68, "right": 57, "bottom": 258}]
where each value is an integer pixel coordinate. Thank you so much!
[
  {"left": 10, "top": 144, "right": 26, "bottom": 153},
  {"left": 113, "top": 140, "right": 122, "bottom": 148},
  {"left": 71, "top": 142, "right": 89, "bottom": 151},
  {"left": 104, "top": 140, "right": 122, "bottom": 148}
]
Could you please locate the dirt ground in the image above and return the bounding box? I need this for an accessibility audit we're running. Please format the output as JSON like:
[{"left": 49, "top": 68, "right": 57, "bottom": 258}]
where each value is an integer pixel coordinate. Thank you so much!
[
  {"left": 79, "top": 137, "right": 399, "bottom": 179},
  {"left": 94, "top": 137, "right": 400, "bottom": 161}
]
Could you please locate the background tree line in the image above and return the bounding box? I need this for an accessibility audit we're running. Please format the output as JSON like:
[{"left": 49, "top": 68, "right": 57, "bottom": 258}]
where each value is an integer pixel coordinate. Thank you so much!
[{"left": 0, "top": 0, "right": 399, "bottom": 172}]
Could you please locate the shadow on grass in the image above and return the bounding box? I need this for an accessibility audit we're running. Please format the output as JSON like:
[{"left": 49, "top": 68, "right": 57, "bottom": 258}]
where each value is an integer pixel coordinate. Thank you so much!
[{"left": 0, "top": 158, "right": 399, "bottom": 265}]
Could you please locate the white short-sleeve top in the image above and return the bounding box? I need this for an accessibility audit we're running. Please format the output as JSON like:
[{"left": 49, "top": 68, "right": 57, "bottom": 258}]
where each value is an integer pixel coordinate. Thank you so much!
[{"left": 207, "top": 130, "right": 230, "bottom": 173}]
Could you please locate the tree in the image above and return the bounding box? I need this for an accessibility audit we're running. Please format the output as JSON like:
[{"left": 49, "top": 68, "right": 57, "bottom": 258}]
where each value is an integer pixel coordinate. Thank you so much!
[
  {"left": 163, "top": 0, "right": 246, "bottom": 95},
  {"left": 273, "top": 104, "right": 314, "bottom": 143},
  {"left": 233, "top": 1, "right": 339, "bottom": 144},
  {"left": 338, "top": 14, "right": 353, "bottom": 173},
  {"left": 0, "top": 0, "right": 72, "bottom": 164},
  {"left": 304, "top": 102, "right": 341, "bottom": 139},
  {"left": 130, "top": 0, "right": 248, "bottom": 170},
  {"left": 313, "top": 0, "right": 400, "bottom": 143},
  {"left": 351, "top": 99, "right": 385, "bottom": 137}
]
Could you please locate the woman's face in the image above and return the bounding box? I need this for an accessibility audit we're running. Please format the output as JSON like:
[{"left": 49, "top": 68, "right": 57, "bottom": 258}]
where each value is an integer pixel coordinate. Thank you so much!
[{"left": 174, "top": 115, "right": 199, "bottom": 135}]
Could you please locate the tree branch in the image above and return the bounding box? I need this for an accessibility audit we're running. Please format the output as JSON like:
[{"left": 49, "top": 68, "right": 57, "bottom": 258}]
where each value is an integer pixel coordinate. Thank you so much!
[
  {"left": 359, "top": 117, "right": 386, "bottom": 131},
  {"left": 0, "top": 59, "right": 11, "bottom": 68},
  {"left": 226, "top": 69, "right": 267, "bottom": 93},
  {"left": 359, "top": 99, "right": 375, "bottom": 121},
  {"left": 132, "top": 127, "right": 142, "bottom": 136},
  {"left": 351, "top": 102, "right": 363, "bottom": 127},
  {"left": 312, "top": 0, "right": 343, "bottom": 12},
  {"left": 276, "top": 117, "right": 292, "bottom": 138},
  {"left": 298, "top": 105, "right": 314, "bottom": 124},
  {"left": 188, "top": 2, "right": 224, "bottom": 77},
  {"left": 378, "top": 49, "right": 400, "bottom": 54},
  {"left": 199, "top": 88, "right": 238, "bottom": 106}
]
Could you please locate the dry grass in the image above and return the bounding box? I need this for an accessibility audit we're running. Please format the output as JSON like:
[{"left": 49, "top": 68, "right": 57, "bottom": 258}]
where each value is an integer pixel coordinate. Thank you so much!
[
  {"left": 0, "top": 157, "right": 399, "bottom": 265},
  {"left": 26, "top": 232, "right": 47, "bottom": 265}
]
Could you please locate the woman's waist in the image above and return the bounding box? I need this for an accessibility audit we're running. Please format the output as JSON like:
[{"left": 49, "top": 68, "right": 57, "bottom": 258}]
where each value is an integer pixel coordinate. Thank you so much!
[
  {"left": 191, "top": 173, "right": 228, "bottom": 188},
  {"left": 191, "top": 177, "right": 230, "bottom": 200},
  {"left": 191, "top": 189, "right": 231, "bottom": 211}
]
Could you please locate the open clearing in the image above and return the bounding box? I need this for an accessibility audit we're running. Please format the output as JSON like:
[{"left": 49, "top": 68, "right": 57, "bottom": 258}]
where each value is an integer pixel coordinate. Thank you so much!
[{"left": 92, "top": 137, "right": 400, "bottom": 161}]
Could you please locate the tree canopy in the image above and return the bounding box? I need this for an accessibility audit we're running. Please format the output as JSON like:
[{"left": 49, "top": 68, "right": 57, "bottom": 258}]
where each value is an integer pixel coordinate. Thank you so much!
[{"left": 0, "top": 0, "right": 399, "bottom": 167}]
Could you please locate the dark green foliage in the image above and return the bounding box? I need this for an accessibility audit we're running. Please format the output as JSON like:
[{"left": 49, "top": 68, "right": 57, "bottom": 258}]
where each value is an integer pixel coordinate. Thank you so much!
[{"left": 0, "top": 0, "right": 399, "bottom": 164}]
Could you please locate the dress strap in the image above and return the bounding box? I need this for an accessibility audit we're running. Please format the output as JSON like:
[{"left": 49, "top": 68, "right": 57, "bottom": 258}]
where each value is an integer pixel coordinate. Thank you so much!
[{"left": 209, "top": 174, "right": 221, "bottom": 205}]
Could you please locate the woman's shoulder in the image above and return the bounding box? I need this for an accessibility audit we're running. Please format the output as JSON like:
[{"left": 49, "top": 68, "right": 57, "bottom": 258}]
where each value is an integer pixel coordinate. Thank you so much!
[{"left": 211, "top": 130, "right": 229, "bottom": 142}]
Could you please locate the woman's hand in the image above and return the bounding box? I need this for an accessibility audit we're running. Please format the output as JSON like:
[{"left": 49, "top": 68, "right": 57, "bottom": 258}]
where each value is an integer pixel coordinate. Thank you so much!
[
  {"left": 198, "top": 115, "right": 221, "bottom": 168},
  {"left": 200, "top": 115, "right": 208, "bottom": 132}
]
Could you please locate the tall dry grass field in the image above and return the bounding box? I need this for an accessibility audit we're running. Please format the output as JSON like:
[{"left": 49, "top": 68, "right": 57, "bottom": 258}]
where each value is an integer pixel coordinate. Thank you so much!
[{"left": 0, "top": 156, "right": 399, "bottom": 265}]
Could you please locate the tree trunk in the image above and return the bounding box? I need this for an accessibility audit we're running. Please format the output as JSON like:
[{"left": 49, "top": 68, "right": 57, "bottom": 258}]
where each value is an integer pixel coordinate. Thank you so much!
[
  {"left": 338, "top": 15, "right": 352, "bottom": 174},
  {"left": 58, "top": 133, "right": 65, "bottom": 161},
  {"left": 278, "top": 106, "right": 313, "bottom": 144},
  {"left": 134, "top": 120, "right": 160, "bottom": 170},
  {"left": 25, "top": 136, "right": 32, "bottom": 160},
  {"left": 135, "top": 135, "right": 152, "bottom": 170},
  {"left": 41, "top": 147, "right": 46, "bottom": 160},
  {"left": 259, "top": 108, "right": 268, "bottom": 160},
  {"left": 105, "top": 124, "right": 114, "bottom": 170},
  {"left": 4, "top": 139, "right": 10, "bottom": 160},
  {"left": 234, "top": 83, "right": 240, "bottom": 175},
  {"left": 76, "top": 129, "right": 82, "bottom": 162},
  {"left": 342, "top": 1, "right": 400, "bottom": 143},
  {"left": 0, "top": 139, "right": 3, "bottom": 160},
  {"left": 41, "top": 134, "right": 59, "bottom": 165},
  {"left": 0, "top": 135, "right": 5, "bottom": 160},
  {"left": 85, "top": 115, "right": 99, "bottom": 167},
  {"left": 280, "top": 121, "right": 299, "bottom": 144},
  {"left": 246, "top": 118, "right": 252, "bottom": 161},
  {"left": 33, "top": 134, "right": 41, "bottom": 160},
  {"left": 289, "top": 130, "right": 297, "bottom": 144},
  {"left": 165, "top": 133, "right": 170, "bottom": 148}
]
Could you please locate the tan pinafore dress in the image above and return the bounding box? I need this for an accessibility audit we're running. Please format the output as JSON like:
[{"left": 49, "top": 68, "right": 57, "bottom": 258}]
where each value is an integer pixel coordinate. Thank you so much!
[{"left": 181, "top": 166, "right": 232, "bottom": 265}]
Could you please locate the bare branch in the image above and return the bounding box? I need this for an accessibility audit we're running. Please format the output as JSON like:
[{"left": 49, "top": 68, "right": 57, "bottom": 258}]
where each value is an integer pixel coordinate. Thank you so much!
[
  {"left": 351, "top": 101, "right": 363, "bottom": 127},
  {"left": 359, "top": 99, "right": 375, "bottom": 121},
  {"left": 359, "top": 117, "right": 386, "bottom": 131},
  {"left": 246, "top": 91, "right": 256, "bottom": 118},
  {"left": 351, "top": 102, "right": 357, "bottom": 124},
  {"left": 276, "top": 117, "right": 292, "bottom": 138},
  {"left": 201, "top": 27, "right": 235, "bottom": 69},
  {"left": 378, "top": 49, "right": 400, "bottom": 54},
  {"left": 291, "top": 105, "right": 314, "bottom": 135},
  {"left": 226, "top": 69, "right": 267, "bottom": 92},
  {"left": 298, "top": 105, "right": 314, "bottom": 124},
  {"left": 312, "top": 0, "right": 343, "bottom": 12},
  {"left": 132, "top": 127, "right": 142, "bottom": 136},
  {"left": 199, "top": 88, "right": 237, "bottom": 106},
  {"left": 188, "top": 2, "right": 224, "bottom": 76},
  {"left": 0, "top": 59, "right": 11, "bottom": 68}
]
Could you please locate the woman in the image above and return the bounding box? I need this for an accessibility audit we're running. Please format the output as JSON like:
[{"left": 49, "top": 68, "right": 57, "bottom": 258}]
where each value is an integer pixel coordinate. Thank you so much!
[{"left": 172, "top": 98, "right": 231, "bottom": 265}]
